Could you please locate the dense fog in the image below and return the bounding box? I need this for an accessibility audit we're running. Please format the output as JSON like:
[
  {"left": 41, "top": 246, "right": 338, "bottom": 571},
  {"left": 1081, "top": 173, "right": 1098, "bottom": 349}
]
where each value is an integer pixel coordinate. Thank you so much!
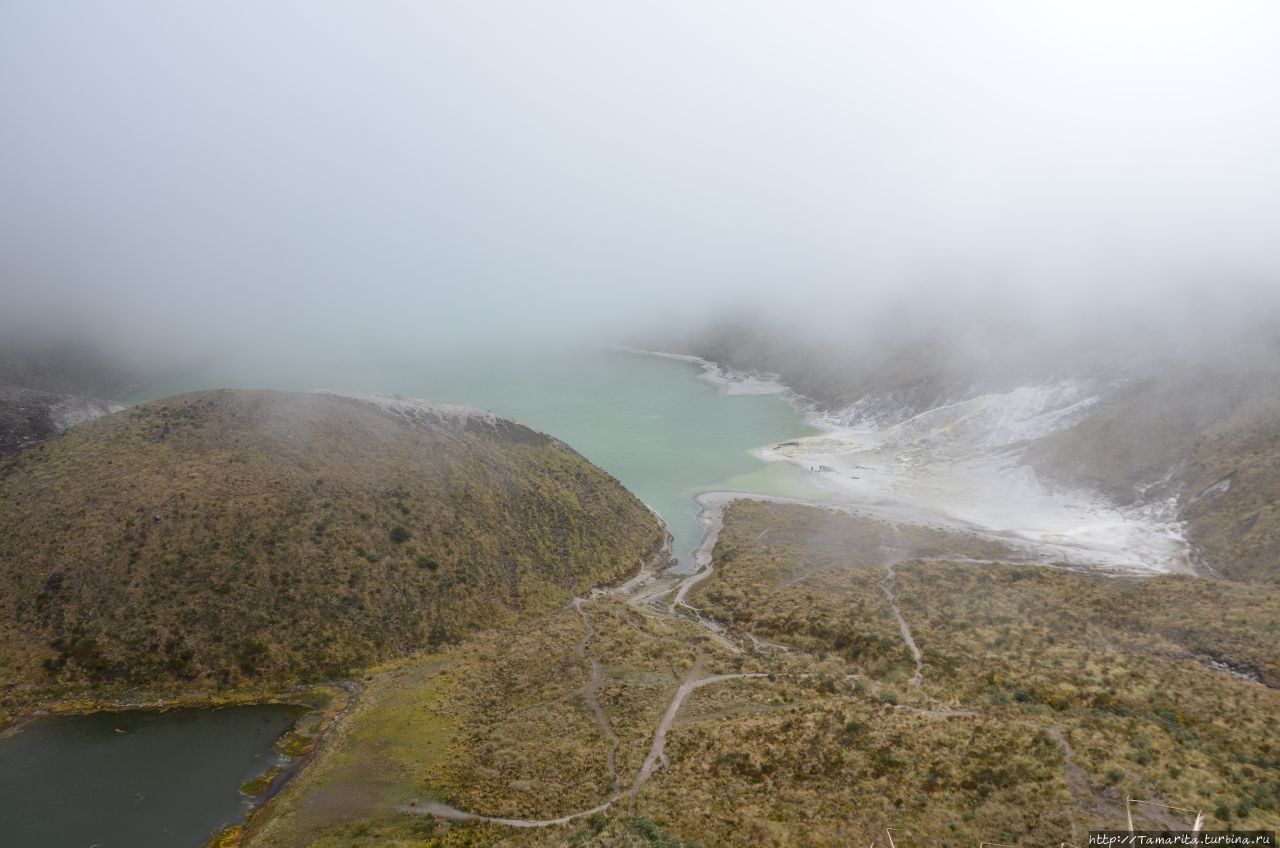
[{"left": 2, "top": 2, "right": 1278, "bottom": 362}]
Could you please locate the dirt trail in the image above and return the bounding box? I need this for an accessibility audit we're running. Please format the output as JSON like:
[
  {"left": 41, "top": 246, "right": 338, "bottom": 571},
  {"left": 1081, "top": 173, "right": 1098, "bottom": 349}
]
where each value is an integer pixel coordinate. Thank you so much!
[
  {"left": 628, "top": 659, "right": 767, "bottom": 805},
  {"left": 894, "top": 704, "right": 977, "bottom": 718},
  {"left": 880, "top": 560, "right": 924, "bottom": 687},
  {"left": 410, "top": 798, "right": 616, "bottom": 828},
  {"left": 668, "top": 494, "right": 730, "bottom": 612},
  {"left": 1029, "top": 723, "right": 1190, "bottom": 834},
  {"left": 408, "top": 501, "right": 782, "bottom": 831},
  {"left": 406, "top": 655, "right": 766, "bottom": 827},
  {"left": 408, "top": 493, "right": 968, "bottom": 830},
  {"left": 572, "top": 598, "right": 621, "bottom": 792},
  {"left": 746, "top": 632, "right": 791, "bottom": 652},
  {"left": 663, "top": 491, "right": 820, "bottom": 655}
]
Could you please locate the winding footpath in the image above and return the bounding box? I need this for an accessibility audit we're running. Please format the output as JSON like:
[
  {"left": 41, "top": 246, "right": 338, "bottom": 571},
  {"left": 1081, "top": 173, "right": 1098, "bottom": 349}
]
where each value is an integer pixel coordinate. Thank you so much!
[
  {"left": 572, "top": 598, "right": 621, "bottom": 793},
  {"left": 879, "top": 560, "right": 924, "bottom": 688},
  {"left": 627, "top": 661, "right": 767, "bottom": 806},
  {"left": 407, "top": 657, "right": 766, "bottom": 828},
  {"left": 404, "top": 492, "right": 784, "bottom": 828},
  {"left": 404, "top": 491, "right": 983, "bottom": 829},
  {"left": 411, "top": 798, "right": 616, "bottom": 829}
]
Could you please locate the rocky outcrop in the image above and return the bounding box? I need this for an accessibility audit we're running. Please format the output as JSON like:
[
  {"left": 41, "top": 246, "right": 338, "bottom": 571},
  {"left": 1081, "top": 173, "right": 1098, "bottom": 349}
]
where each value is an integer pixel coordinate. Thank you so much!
[
  {"left": 0, "top": 341, "right": 139, "bottom": 457},
  {"left": 0, "top": 386, "right": 123, "bottom": 458}
]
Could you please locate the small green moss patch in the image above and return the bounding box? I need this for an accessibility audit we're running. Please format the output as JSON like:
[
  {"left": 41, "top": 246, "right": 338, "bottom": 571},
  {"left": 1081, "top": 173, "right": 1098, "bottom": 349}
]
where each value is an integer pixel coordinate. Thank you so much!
[{"left": 240, "top": 766, "right": 281, "bottom": 796}]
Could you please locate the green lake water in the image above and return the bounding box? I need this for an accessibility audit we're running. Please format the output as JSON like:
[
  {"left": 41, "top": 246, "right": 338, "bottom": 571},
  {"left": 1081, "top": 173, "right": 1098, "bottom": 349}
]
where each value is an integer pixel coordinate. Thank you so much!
[
  {"left": 133, "top": 346, "right": 820, "bottom": 568},
  {"left": 0, "top": 347, "right": 818, "bottom": 848},
  {"left": 0, "top": 705, "right": 303, "bottom": 847}
]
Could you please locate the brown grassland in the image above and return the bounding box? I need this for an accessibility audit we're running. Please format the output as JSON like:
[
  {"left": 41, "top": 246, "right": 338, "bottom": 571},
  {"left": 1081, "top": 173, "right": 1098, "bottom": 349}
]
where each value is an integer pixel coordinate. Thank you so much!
[
  {"left": 237, "top": 500, "right": 1280, "bottom": 847},
  {"left": 4, "top": 389, "right": 1276, "bottom": 847}
]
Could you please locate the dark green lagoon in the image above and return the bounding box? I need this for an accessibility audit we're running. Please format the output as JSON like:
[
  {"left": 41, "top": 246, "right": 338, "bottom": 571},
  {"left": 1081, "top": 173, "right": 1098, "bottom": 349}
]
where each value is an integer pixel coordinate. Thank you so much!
[{"left": 0, "top": 705, "right": 303, "bottom": 848}]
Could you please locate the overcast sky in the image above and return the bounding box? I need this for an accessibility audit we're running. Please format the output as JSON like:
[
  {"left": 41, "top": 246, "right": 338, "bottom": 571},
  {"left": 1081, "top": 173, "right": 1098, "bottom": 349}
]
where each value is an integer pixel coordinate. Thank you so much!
[{"left": 2, "top": 1, "right": 1278, "bottom": 354}]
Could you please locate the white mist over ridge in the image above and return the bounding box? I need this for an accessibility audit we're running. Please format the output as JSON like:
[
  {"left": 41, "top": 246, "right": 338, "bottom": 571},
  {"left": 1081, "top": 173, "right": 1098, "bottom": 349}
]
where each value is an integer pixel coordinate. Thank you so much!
[
  {"left": 48, "top": 397, "right": 124, "bottom": 431},
  {"left": 830, "top": 382, "right": 1104, "bottom": 451},
  {"left": 747, "top": 378, "right": 1189, "bottom": 573},
  {"left": 623, "top": 349, "right": 789, "bottom": 397},
  {"left": 315, "top": 390, "right": 499, "bottom": 428}
]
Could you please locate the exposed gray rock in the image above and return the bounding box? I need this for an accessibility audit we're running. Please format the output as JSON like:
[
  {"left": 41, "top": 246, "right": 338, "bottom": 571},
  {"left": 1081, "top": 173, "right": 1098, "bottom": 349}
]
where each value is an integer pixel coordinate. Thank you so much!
[{"left": 0, "top": 385, "right": 124, "bottom": 458}]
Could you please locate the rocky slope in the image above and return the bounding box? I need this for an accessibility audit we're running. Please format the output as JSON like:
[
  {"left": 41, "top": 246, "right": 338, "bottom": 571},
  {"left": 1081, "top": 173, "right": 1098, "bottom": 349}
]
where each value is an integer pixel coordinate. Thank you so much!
[
  {"left": 0, "top": 389, "right": 666, "bottom": 710},
  {"left": 0, "top": 340, "right": 138, "bottom": 458}
]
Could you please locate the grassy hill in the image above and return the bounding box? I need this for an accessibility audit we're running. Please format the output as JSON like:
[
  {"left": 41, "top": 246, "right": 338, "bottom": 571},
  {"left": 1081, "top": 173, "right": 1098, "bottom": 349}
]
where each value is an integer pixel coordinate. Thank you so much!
[
  {"left": 0, "top": 389, "right": 666, "bottom": 709},
  {"left": 231, "top": 500, "right": 1279, "bottom": 847},
  {"left": 684, "top": 501, "right": 1280, "bottom": 842}
]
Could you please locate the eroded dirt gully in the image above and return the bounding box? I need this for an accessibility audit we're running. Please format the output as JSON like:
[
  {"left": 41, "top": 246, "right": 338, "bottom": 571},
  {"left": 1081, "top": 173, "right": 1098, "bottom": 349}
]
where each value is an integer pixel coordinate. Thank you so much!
[
  {"left": 880, "top": 564, "right": 924, "bottom": 687},
  {"left": 879, "top": 537, "right": 925, "bottom": 688}
]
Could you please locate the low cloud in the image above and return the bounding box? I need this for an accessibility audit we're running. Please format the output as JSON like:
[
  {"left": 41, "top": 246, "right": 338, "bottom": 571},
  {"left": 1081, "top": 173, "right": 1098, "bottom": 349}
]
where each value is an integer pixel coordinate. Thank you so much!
[{"left": 2, "top": 1, "right": 1277, "bottom": 360}]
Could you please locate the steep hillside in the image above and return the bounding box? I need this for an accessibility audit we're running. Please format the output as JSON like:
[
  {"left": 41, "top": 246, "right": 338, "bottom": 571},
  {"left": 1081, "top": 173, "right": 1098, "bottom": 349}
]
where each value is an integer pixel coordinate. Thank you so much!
[
  {"left": 0, "top": 390, "right": 666, "bottom": 706},
  {"left": 1029, "top": 357, "right": 1280, "bottom": 582},
  {"left": 656, "top": 318, "right": 1280, "bottom": 582}
]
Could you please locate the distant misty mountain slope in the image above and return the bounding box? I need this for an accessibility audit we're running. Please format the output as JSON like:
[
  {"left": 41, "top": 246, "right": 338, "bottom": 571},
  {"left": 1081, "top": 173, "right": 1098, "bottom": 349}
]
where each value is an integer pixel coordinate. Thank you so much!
[
  {"left": 0, "top": 385, "right": 123, "bottom": 458},
  {"left": 660, "top": 317, "right": 1280, "bottom": 582},
  {"left": 0, "top": 341, "right": 138, "bottom": 458},
  {"left": 1030, "top": 360, "right": 1280, "bottom": 583}
]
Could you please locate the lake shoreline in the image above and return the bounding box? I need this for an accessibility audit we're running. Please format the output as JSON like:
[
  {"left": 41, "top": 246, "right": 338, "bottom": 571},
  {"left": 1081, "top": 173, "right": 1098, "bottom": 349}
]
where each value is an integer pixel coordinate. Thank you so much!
[
  {"left": 0, "top": 680, "right": 344, "bottom": 735},
  {"left": 646, "top": 345, "right": 1192, "bottom": 575},
  {"left": 0, "top": 680, "right": 357, "bottom": 847}
]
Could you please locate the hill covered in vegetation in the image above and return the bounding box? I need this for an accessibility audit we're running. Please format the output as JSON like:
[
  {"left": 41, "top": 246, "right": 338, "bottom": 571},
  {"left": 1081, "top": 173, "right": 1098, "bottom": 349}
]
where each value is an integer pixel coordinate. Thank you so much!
[
  {"left": 680, "top": 501, "right": 1280, "bottom": 842},
  {"left": 0, "top": 389, "right": 666, "bottom": 710},
  {"left": 233, "top": 499, "right": 1280, "bottom": 848}
]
